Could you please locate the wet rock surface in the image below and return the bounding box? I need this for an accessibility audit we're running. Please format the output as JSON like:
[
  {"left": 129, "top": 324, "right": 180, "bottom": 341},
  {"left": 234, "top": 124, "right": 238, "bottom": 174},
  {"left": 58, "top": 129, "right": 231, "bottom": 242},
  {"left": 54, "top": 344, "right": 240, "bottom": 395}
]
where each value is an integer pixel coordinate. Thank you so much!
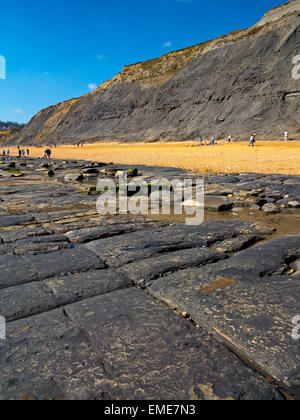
[
  {"left": 149, "top": 236, "right": 300, "bottom": 396},
  {"left": 0, "top": 156, "right": 300, "bottom": 400}
]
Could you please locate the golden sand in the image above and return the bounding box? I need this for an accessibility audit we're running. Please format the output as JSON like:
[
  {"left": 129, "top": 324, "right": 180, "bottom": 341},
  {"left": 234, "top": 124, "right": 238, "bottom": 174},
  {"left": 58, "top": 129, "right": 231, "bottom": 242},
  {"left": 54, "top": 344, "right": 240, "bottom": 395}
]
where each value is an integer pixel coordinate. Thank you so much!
[{"left": 8, "top": 141, "right": 300, "bottom": 175}]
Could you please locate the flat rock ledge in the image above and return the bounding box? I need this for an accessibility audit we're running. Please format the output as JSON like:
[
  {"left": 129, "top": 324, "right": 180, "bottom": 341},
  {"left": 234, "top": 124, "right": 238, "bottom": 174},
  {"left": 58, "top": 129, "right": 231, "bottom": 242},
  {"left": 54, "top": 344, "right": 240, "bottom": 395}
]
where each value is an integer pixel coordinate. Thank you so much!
[{"left": 0, "top": 158, "right": 300, "bottom": 400}]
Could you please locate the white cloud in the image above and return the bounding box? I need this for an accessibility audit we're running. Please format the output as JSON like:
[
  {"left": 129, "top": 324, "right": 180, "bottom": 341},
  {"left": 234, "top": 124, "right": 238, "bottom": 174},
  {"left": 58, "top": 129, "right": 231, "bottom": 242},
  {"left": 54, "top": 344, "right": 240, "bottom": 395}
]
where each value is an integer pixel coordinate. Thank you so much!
[
  {"left": 14, "top": 109, "right": 23, "bottom": 114},
  {"left": 97, "top": 54, "right": 107, "bottom": 61},
  {"left": 163, "top": 41, "right": 172, "bottom": 48},
  {"left": 88, "top": 83, "right": 98, "bottom": 91}
]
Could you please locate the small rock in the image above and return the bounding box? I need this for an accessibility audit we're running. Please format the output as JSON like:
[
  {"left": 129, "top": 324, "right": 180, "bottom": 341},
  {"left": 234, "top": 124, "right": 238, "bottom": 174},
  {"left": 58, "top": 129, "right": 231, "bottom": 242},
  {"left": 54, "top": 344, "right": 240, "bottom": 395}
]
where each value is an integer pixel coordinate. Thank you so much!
[
  {"left": 250, "top": 204, "right": 260, "bottom": 211},
  {"left": 100, "top": 168, "right": 121, "bottom": 177},
  {"left": 127, "top": 168, "right": 139, "bottom": 177},
  {"left": 244, "top": 197, "right": 264, "bottom": 207},
  {"left": 288, "top": 201, "right": 300, "bottom": 208},
  {"left": 237, "top": 190, "right": 249, "bottom": 198},
  {"left": 265, "top": 197, "right": 276, "bottom": 204},
  {"left": 83, "top": 168, "right": 99, "bottom": 175},
  {"left": 64, "top": 173, "right": 84, "bottom": 182},
  {"left": 249, "top": 189, "right": 264, "bottom": 196},
  {"left": 262, "top": 203, "right": 280, "bottom": 214},
  {"left": 267, "top": 192, "right": 282, "bottom": 200},
  {"left": 9, "top": 170, "right": 24, "bottom": 178},
  {"left": 204, "top": 196, "right": 233, "bottom": 212}
]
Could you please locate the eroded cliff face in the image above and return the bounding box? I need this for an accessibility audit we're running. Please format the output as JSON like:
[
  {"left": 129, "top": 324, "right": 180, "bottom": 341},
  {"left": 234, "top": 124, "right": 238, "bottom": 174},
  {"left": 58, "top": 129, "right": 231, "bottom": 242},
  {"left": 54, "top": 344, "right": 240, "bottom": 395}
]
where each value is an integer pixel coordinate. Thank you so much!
[
  {"left": 0, "top": 130, "right": 17, "bottom": 144},
  {"left": 14, "top": 0, "right": 300, "bottom": 145}
]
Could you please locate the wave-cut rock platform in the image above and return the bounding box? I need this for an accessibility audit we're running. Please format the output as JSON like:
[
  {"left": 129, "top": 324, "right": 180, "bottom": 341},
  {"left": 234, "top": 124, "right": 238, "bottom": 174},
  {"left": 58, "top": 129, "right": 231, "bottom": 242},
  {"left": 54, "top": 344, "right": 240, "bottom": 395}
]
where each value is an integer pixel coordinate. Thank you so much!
[{"left": 0, "top": 157, "right": 300, "bottom": 400}]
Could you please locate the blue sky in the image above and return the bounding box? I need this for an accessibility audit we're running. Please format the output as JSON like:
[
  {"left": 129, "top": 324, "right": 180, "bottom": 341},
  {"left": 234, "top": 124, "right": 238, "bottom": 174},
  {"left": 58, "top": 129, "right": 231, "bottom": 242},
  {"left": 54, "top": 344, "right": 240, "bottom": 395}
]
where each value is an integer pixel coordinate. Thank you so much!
[{"left": 0, "top": 0, "right": 287, "bottom": 123}]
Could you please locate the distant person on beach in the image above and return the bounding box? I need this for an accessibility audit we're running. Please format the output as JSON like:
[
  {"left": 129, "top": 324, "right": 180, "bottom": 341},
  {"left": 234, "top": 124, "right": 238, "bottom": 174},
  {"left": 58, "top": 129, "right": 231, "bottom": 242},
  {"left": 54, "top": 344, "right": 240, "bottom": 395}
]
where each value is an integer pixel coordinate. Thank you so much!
[
  {"left": 199, "top": 136, "right": 203, "bottom": 145},
  {"left": 44, "top": 148, "right": 51, "bottom": 159},
  {"left": 22, "top": 149, "right": 25, "bottom": 157},
  {"left": 6, "top": 149, "right": 9, "bottom": 156},
  {"left": 284, "top": 131, "right": 289, "bottom": 141},
  {"left": 26, "top": 149, "right": 30, "bottom": 157},
  {"left": 18, "top": 147, "right": 21, "bottom": 157},
  {"left": 228, "top": 135, "right": 232, "bottom": 143},
  {"left": 2, "top": 150, "right": 5, "bottom": 156},
  {"left": 211, "top": 137, "right": 215, "bottom": 145},
  {"left": 249, "top": 133, "right": 256, "bottom": 147}
]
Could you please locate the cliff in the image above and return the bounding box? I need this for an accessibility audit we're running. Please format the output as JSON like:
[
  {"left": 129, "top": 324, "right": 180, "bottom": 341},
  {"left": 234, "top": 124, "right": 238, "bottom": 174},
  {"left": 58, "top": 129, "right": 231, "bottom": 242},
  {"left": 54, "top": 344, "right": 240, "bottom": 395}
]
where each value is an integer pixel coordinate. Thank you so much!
[
  {"left": 14, "top": 0, "right": 300, "bottom": 144},
  {"left": 0, "top": 122, "right": 24, "bottom": 145}
]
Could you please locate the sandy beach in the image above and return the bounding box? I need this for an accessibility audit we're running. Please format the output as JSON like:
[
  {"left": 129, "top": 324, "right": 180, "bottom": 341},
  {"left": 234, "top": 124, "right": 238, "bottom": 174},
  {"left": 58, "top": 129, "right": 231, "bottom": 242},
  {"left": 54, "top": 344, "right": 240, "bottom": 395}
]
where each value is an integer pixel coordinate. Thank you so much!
[{"left": 9, "top": 141, "right": 300, "bottom": 176}]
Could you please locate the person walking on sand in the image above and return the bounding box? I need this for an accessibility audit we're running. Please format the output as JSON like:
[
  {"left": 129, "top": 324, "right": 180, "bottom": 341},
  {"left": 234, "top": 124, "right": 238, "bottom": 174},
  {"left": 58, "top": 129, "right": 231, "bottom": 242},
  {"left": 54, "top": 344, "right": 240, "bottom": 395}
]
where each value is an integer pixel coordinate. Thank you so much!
[
  {"left": 284, "top": 131, "right": 289, "bottom": 142},
  {"left": 211, "top": 137, "right": 215, "bottom": 146},
  {"left": 228, "top": 135, "right": 232, "bottom": 143},
  {"left": 6, "top": 149, "right": 9, "bottom": 156},
  {"left": 249, "top": 133, "right": 256, "bottom": 147},
  {"left": 26, "top": 149, "right": 30, "bottom": 157},
  {"left": 18, "top": 146, "right": 21, "bottom": 157}
]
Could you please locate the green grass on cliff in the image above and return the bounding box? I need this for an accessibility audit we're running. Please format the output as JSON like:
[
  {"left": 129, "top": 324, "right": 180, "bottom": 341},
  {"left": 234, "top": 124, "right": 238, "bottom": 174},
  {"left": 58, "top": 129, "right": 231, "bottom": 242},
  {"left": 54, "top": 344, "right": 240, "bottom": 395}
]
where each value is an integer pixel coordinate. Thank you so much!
[{"left": 119, "top": 24, "right": 267, "bottom": 85}]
